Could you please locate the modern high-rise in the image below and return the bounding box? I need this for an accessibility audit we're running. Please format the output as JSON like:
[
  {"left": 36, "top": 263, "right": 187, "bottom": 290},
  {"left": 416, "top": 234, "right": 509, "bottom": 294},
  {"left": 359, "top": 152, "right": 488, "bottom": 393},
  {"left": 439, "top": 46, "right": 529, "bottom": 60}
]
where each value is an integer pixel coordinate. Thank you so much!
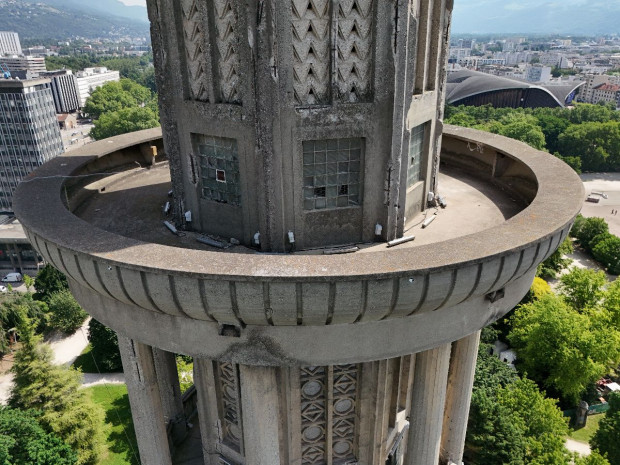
[
  {"left": 0, "top": 56, "right": 46, "bottom": 74},
  {"left": 14, "top": 1, "right": 584, "bottom": 465},
  {"left": 0, "top": 78, "right": 63, "bottom": 211},
  {"left": 0, "top": 32, "right": 22, "bottom": 56},
  {"left": 40, "top": 70, "right": 81, "bottom": 113}
]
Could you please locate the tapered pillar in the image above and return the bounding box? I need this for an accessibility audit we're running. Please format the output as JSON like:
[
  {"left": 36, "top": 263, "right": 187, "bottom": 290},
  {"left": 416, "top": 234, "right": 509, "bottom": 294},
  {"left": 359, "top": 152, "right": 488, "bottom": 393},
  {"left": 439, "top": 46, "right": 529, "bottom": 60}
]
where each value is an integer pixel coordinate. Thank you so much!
[
  {"left": 193, "top": 358, "right": 222, "bottom": 465},
  {"left": 152, "top": 348, "right": 187, "bottom": 444},
  {"left": 404, "top": 344, "right": 452, "bottom": 465},
  {"left": 440, "top": 331, "right": 481, "bottom": 465},
  {"left": 118, "top": 336, "right": 172, "bottom": 465},
  {"left": 239, "top": 365, "right": 282, "bottom": 465}
]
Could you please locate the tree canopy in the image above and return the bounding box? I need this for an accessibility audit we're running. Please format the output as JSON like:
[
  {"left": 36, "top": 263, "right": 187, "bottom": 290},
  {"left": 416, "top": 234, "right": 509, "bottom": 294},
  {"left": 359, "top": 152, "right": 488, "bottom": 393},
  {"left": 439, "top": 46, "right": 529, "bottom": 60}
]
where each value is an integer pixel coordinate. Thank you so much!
[
  {"left": 446, "top": 103, "right": 620, "bottom": 173},
  {"left": 83, "top": 79, "right": 156, "bottom": 120},
  {"left": 508, "top": 292, "right": 620, "bottom": 405},
  {"left": 10, "top": 317, "right": 105, "bottom": 465},
  {"left": 591, "top": 392, "right": 620, "bottom": 464},
  {"left": 89, "top": 106, "right": 160, "bottom": 141},
  {"left": 0, "top": 407, "right": 77, "bottom": 465}
]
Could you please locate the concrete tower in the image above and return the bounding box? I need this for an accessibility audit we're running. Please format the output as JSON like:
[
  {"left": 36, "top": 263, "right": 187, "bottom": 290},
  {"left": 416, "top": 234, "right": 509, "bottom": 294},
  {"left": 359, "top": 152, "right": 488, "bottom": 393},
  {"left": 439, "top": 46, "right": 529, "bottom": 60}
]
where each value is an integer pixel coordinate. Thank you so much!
[{"left": 14, "top": 1, "right": 583, "bottom": 465}]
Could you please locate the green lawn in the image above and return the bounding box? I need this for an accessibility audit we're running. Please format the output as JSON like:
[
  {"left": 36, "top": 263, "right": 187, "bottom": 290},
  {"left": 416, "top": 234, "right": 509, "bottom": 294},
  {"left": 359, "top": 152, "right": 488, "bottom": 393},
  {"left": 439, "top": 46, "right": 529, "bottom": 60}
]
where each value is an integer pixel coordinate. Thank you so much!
[
  {"left": 85, "top": 384, "right": 140, "bottom": 465},
  {"left": 72, "top": 344, "right": 98, "bottom": 373},
  {"left": 73, "top": 344, "right": 120, "bottom": 373},
  {"left": 569, "top": 413, "right": 604, "bottom": 444}
]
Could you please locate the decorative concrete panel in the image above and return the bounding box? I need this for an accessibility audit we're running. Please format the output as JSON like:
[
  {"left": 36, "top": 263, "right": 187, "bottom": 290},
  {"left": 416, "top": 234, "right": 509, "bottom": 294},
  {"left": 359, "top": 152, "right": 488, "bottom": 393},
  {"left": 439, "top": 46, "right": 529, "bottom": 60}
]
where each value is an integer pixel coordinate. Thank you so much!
[
  {"left": 213, "top": 0, "right": 241, "bottom": 103},
  {"left": 335, "top": 0, "right": 374, "bottom": 102},
  {"left": 292, "top": 0, "right": 331, "bottom": 105},
  {"left": 180, "top": 0, "right": 211, "bottom": 102}
]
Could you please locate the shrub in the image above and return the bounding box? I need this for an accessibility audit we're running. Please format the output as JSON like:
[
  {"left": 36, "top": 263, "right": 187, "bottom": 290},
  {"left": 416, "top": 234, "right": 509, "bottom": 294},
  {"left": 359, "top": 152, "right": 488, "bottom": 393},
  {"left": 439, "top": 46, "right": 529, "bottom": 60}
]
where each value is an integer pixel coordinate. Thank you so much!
[
  {"left": 592, "top": 235, "right": 620, "bottom": 275},
  {"left": 48, "top": 290, "right": 87, "bottom": 334},
  {"left": 87, "top": 319, "right": 122, "bottom": 372}
]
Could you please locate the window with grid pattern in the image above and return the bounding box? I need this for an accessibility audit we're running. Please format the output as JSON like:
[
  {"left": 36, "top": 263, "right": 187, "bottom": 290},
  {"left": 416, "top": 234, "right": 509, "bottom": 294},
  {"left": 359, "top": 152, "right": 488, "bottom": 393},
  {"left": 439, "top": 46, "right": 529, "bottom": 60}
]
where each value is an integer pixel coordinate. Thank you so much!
[
  {"left": 407, "top": 123, "right": 426, "bottom": 187},
  {"left": 302, "top": 138, "right": 363, "bottom": 210},
  {"left": 195, "top": 134, "right": 241, "bottom": 206}
]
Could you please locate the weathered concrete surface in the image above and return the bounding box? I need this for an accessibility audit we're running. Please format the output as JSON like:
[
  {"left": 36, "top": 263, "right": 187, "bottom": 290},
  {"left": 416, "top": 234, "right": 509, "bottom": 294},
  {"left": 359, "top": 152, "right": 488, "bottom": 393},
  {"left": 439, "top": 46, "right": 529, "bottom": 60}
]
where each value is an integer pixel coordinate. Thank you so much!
[
  {"left": 405, "top": 344, "right": 452, "bottom": 465},
  {"left": 14, "top": 126, "right": 583, "bottom": 364},
  {"left": 440, "top": 331, "right": 481, "bottom": 465}
]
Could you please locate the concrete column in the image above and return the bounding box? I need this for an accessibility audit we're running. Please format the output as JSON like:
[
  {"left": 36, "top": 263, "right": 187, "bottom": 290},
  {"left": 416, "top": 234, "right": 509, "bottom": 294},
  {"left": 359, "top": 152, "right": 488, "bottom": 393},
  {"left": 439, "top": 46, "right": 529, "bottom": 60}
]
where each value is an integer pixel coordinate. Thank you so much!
[
  {"left": 440, "top": 331, "right": 481, "bottom": 465},
  {"left": 239, "top": 365, "right": 282, "bottom": 465},
  {"left": 404, "top": 343, "right": 452, "bottom": 465},
  {"left": 152, "top": 347, "right": 187, "bottom": 444},
  {"left": 117, "top": 336, "right": 172, "bottom": 465},
  {"left": 193, "top": 358, "right": 222, "bottom": 465}
]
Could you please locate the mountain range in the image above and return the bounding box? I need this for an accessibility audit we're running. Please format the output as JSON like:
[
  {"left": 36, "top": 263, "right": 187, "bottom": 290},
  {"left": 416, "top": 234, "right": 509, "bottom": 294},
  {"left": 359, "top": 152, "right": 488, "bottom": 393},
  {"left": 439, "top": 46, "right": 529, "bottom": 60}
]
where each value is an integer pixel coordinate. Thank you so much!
[
  {"left": 452, "top": 0, "right": 620, "bottom": 35},
  {"left": 1, "top": 0, "right": 618, "bottom": 40},
  {"left": 0, "top": 0, "right": 148, "bottom": 40}
]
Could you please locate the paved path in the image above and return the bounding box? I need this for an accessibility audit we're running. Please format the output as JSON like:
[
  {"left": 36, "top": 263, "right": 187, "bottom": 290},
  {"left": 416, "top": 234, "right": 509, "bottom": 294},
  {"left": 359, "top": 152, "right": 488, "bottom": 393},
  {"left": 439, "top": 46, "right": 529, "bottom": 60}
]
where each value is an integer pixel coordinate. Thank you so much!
[
  {"left": 82, "top": 372, "right": 125, "bottom": 387},
  {"left": 47, "top": 319, "right": 91, "bottom": 366},
  {"left": 565, "top": 438, "right": 591, "bottom": 456}
]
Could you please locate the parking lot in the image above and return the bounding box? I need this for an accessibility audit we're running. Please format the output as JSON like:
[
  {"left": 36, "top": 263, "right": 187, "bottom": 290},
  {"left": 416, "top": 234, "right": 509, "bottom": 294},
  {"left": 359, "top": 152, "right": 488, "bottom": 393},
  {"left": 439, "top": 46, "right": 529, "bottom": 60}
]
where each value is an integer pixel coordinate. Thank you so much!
[
  {"left": 581, "top": 172, "right": 620, "bottom": 236},
  {"left": 60, "top": 121, "right": 94, "bottom": 152}
]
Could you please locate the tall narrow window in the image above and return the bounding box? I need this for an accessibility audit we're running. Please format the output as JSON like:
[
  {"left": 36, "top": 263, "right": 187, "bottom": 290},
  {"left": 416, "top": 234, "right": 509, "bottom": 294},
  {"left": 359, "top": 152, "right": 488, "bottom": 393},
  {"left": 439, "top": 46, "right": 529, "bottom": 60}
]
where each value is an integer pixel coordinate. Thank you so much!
[
  {"left": 407, "top": 123, "right": 427, "bottom": 187},
  {"left": 303, "top": 138, "right": 363, "bottom": 210}
]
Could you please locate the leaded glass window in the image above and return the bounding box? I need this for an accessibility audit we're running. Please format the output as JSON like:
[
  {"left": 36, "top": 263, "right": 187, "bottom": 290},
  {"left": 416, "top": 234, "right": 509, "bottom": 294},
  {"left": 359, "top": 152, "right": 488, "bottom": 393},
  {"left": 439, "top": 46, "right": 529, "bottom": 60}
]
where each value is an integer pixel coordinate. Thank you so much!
[
  {"left": 195, "top": 135, "right": 241, "bottom": 206},
  {"left": 302, "top": 138, "right": 363, "bottom": 210},
  {"left": 407, "top": 123, "right": 427, "bottom": 187}
]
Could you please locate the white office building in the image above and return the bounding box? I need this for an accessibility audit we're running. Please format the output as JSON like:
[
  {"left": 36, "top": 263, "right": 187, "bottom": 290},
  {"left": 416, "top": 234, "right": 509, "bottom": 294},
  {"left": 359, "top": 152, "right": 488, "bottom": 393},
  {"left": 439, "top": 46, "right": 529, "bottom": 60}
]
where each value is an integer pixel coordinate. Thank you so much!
[
  {"left": 75, "top": 67, "right": 120, "bottom": 107},
  {"left": 0, "top": 32, "right": 22, "bottom": 56}
]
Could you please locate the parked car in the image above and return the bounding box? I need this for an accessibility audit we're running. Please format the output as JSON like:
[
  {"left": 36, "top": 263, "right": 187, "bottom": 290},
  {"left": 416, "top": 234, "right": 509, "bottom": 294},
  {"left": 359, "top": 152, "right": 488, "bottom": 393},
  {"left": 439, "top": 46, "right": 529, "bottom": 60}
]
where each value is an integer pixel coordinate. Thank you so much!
[{"left": 1, "top": 273, "right": 22, "bottom": 283}]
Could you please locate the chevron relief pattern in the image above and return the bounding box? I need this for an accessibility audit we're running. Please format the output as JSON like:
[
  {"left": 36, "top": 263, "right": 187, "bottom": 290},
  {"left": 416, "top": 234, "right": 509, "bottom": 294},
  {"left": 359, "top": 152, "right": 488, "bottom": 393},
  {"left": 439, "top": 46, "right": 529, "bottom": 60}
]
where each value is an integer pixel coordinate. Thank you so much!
[
  {"left": 336, "top": 0, "right": 374, "bottom": 102},
  {"left": 181, "top": 0, "right": 210, "bottom": 102},
  {"left": 292, "top": 0, "right": 331, "bottom": 106},
  {"left": 214, "top": 0, "right": 241, "bottom": 103}
]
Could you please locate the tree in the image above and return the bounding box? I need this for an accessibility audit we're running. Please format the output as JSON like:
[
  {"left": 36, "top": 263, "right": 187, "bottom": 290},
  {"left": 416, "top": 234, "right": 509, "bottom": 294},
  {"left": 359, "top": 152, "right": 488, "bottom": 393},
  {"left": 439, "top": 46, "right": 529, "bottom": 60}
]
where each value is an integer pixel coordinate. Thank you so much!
[
  {"left": 33, "top": 264, "right": 68, "bottom": 302},
  {"left": 574, "top": 451, "right": 611, "bottom": 465},
  {"left": 529, "top": 277, "right": 552, "bottom": 301},
  {"left": 495, "top": 120, "right": 547, "bottom": 151},
  {"left": 537, "top": 238, "right": 573, "bottom": 279},
  {"left": 558, "top": 268, "right": 607, "bottom": 311},
  {"left": 10, "top": 317, "right": 105, "bottom": 465},
  {"left": 508, "top": 293, "right": 620, "bottom": 405},
  {"left": 83, "top": 79, "right": 155, "bottom": 120},
  {"left": 591, "top": 392, "right": 620, "bottom": 464},
  {"left": 0, "top": 407, "right": 77, "bottom": 465},
  {"left": 47, "top": 290, "right": 87, "bottom": 334},
  {"left": 592, "top": 235, "right": 620, "bottom": 274},
  {"left": 88, "top": 319, "right": 121, "bottom": 372},
  {"left": 572, "top": 217, "right": 609, "bottom": 252},
  {"left": 557, "top": 122, "right": 620, "bottom": 172},
  {"left": 496, "top": 377, "right": 569, "bottom": 465},
  {"left": 90, "top": 106, "right": 160, "bottom": 141}
]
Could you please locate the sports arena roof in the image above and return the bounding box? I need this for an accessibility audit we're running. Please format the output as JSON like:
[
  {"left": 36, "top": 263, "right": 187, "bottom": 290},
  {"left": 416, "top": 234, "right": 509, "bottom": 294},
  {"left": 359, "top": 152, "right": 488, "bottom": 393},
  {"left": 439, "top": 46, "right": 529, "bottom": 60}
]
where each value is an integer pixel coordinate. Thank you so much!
[{"left": 446, "top": 70, "right": 584, "bottom": 108}]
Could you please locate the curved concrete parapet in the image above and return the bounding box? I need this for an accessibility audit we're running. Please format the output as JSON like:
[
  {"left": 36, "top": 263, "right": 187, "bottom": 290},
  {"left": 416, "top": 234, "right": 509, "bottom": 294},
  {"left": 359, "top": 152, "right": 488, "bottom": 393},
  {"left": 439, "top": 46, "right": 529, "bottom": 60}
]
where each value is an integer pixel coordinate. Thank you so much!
[{"left": 14, "top": 126, "right": 584, "bottom": 365}]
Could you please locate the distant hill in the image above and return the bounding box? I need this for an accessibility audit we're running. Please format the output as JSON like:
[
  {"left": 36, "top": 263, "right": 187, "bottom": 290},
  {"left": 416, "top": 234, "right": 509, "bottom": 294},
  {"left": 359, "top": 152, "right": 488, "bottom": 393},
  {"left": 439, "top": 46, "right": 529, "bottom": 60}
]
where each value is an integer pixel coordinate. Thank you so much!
[
  {"left": 0, "top": 0, "right": 149, "bottom": 40},
  {"left": 452, "top": 0, "right": 620, "bottom": 35},
  {"left": 37, "top": 0, "right": 148, "bottom": 23}
]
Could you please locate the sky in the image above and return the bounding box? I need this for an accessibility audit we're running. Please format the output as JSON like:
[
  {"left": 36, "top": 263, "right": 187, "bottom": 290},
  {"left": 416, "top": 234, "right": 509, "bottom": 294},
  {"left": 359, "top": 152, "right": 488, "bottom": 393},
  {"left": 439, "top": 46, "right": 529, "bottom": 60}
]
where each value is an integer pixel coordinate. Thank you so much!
[
  {"left": 115, "top": 0, "right": 617, "bottom": 34},
  {"left": 117, "top": 0, "right": 145, "bottom": 6}
]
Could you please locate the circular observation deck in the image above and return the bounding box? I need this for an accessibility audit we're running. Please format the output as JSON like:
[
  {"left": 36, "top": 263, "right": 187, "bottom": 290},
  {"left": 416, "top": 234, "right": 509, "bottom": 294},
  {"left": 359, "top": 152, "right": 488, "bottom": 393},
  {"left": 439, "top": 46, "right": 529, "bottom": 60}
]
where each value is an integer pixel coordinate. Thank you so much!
[{"left": 14, "top": 126, "right": 584, "bottom": 365}]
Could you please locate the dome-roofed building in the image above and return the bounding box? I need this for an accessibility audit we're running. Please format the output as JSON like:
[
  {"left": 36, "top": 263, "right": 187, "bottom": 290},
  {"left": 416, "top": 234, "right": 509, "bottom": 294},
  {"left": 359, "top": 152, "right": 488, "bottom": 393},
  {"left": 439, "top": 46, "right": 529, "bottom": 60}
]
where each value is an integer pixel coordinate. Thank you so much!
[{"left": 446, "top": 69, "right": 584, "bottom": 108}]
